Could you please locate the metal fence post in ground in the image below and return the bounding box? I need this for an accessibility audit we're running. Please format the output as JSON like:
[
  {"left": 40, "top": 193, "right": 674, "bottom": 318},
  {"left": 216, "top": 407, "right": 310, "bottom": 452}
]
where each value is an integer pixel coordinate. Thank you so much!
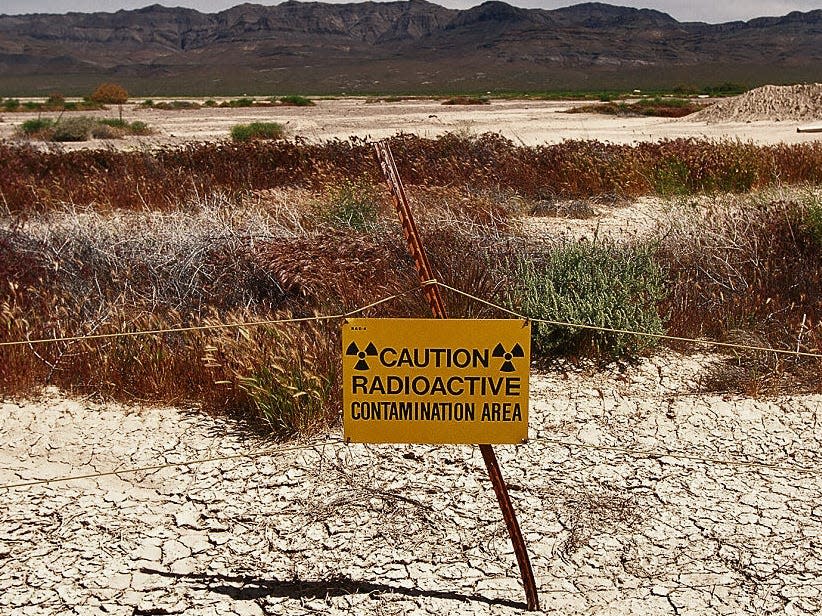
[{"left": 373, "top": 139, "right": 540, "bottom": 611}]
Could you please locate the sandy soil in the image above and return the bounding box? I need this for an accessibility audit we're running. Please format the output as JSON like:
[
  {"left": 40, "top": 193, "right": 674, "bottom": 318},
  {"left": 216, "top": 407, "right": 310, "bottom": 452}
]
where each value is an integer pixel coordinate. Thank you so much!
[{"left": 1, "top": 98, "right": 820, "bottom": 149}]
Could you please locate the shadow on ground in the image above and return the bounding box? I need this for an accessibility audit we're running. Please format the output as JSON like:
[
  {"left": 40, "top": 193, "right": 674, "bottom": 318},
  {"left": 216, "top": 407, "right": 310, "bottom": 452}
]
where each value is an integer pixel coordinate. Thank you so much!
[{"left": 141, "top": 567, "right": 525, "bottom": 609}]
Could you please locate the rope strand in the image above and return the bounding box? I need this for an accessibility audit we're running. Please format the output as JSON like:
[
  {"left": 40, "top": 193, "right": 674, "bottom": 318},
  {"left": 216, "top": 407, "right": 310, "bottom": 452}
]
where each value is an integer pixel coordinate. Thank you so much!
[
  {"left": 432, "top": 280, "right": 822, "bottom": 360},
  {"left": 0, "top": 285, "right": 423, "bottom": 348},
  {"left": 1, "top": 438, "right": 343, "bottom": 491},
  {"left": 2, "top": 278, "right": 819, "bottom": 359}
]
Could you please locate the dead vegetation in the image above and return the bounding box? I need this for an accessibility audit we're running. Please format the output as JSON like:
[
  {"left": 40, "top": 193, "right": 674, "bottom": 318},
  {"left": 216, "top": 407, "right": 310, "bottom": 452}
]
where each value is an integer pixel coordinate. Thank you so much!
[
  {"left": 3, "top": 135, "right": 821, "bottom": 215},
  {"left": 1, "top": 135, "right": 821, "bottom": 434}
]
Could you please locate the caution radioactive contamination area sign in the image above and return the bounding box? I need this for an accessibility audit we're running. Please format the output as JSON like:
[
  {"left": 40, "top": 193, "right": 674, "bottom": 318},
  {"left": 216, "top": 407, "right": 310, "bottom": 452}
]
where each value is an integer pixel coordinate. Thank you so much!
[{"left": 342, "top": 318, "right": 530, "bottom": 444}]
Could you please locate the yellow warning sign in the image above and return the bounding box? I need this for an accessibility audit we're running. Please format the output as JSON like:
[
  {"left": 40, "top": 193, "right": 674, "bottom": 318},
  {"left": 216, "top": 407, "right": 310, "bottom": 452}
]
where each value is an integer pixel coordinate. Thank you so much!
[{"left": 342, "top": 318, "right": 530, "bottom": 444}]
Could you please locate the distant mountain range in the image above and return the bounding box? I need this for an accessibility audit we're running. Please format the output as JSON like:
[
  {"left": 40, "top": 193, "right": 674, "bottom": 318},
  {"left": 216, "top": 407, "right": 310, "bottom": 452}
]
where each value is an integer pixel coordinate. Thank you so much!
[{"left": 0, "top": 0, "right": 820, "bottom": 96}]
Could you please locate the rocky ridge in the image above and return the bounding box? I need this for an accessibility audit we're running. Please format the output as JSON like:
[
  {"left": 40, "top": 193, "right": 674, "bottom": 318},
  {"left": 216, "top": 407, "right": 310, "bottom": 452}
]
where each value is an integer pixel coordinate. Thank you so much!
[{"left": 0, "top": 1, "right": 820, "bottom": 94}]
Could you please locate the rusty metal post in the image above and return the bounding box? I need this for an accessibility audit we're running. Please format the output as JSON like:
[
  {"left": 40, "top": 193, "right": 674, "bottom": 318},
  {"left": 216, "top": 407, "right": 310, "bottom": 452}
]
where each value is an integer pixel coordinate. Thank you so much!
[{"left": 373, "top": 140, "right": 540, "bottom": 611}]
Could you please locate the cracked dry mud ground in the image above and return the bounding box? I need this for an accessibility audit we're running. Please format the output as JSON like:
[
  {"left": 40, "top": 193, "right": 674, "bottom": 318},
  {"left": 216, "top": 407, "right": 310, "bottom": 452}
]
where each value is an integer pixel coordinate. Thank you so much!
[{"left": 2, "top": 351, "right": 821, "bottom": 615}]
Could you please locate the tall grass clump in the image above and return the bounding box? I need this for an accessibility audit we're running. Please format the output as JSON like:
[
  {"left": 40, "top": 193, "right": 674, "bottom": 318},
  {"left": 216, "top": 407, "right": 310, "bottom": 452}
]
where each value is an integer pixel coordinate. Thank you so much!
[
  {"left": 805, "top": 196, "right": 822, "bottom": 246},
  {"left": 657, "top": 192, "right": 822, "bottom": 392},
  {"left": 319, "top": 181, "right": 382, "bottom": 231},
  {"left": 659, "top": 195, "right": 822, "bottom": 347},
  {"left": 511, "top": 242, "right": 665, "bottom": 358},
  {"left": 231, "top": 122, "right": 286, "bottom": 142},
  {"left": 203, "top": 321, "right": 339, "bottom": 436}
]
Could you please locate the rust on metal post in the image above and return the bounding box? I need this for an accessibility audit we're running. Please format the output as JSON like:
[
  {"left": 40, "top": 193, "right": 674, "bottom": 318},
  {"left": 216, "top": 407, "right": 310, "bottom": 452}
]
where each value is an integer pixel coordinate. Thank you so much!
[
  {"left": 373, "top": 140, "right": 447, "bottom": 319},
  {"left": 479, "top": 444, "right": 540, "bottom": 611},
  {"left": 373, "top": 140, "right": 540, "bottom": 611}
]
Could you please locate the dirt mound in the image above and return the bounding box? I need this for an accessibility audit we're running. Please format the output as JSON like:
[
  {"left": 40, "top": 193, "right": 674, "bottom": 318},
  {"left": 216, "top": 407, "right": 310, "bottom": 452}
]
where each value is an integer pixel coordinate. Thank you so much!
[{"left": 688, "top": 83, "right": 822, "bottom": 123}]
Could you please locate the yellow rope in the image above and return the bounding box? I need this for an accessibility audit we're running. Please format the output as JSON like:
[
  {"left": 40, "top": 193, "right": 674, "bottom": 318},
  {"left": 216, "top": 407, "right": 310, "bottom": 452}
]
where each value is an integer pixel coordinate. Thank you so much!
[
  {"left": 431, "top": 280, "right": 822, "bottom": 361},
  {"left": 0, "top": 438, "right": 343, "bottom": 490},
  {"left": 0, "top": 286, "right": 423, "bottom": 348},
  {"left": 2, "top": 278, "right": 820, "bottom": 360}
]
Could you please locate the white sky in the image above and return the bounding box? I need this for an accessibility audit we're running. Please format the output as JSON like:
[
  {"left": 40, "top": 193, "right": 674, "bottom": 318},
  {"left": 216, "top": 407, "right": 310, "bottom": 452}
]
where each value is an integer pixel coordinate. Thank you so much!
[{"left": 1, "top": 0, "right": 819, "bottom": 24}]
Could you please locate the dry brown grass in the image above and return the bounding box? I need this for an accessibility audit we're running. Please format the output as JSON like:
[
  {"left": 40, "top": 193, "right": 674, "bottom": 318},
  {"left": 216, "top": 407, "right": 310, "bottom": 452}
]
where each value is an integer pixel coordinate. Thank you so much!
[
  {"left": 658, "top": 190, "right": 822, "bottom": 393},
  {"left": 0, "top": 186, "right": 519, "bottom": 433},
  {"left": 2, "top": 137, "right": 822, "bottom": 434},
  {"left": 2, "top": 136, "right": 821, "bottom": 215}
]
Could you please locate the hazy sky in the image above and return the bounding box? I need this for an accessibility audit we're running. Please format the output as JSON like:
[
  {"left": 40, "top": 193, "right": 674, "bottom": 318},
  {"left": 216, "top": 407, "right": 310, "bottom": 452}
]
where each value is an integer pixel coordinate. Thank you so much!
[{"left": 2, "top": 0, "right": 819, "bottom": 24}]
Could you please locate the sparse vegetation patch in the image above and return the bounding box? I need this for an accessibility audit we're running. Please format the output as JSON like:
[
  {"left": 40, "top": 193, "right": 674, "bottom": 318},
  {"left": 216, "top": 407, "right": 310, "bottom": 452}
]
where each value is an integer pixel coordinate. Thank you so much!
[
  {"left": 230, "top": 122, "right": 286, "bottom": 142},
  {"left": 565, "top": 97, "right": 707, "bottom": 118},
  {"left": 1, "top": 135, "right": 820, "bottom": 434},
  {"left": 16, "top": 116, "right": 153, "bottom": 141},
  {"left": 277, "top": 95, "right": 315, "bottom": 107},
  {"left": 442, "top": 96, "right": 490, "bottom": 106},
  {"left": 0, "top": 94, "right": 103, "bottom": 113}
]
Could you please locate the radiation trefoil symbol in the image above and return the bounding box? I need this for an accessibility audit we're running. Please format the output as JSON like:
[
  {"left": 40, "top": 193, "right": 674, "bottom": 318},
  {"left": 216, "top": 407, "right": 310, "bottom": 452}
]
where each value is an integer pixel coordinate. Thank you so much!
[
  {"left": 492, "top": 342, "right": 524, "bottom": 372},
  {"left": 346, "top": 342, "right": 378, "bottom": 370}
]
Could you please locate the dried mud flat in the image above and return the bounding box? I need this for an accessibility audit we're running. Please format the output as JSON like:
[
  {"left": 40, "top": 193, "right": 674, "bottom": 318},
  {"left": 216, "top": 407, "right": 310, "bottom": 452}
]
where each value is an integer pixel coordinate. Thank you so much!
[{"left": 2, "top": 351, "right": 821, "bottom": 616}]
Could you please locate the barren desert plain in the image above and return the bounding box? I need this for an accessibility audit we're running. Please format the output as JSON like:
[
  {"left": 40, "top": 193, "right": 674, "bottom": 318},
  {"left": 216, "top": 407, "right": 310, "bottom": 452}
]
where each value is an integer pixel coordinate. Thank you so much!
[{"left": 2, "top": 97, "right": 821, "bottom": 147}]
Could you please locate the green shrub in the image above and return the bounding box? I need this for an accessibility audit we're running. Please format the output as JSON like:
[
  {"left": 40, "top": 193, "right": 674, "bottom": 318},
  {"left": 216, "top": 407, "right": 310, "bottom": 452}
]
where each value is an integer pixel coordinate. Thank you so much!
[
  {"left": 221, "top": 97, "right": 255, "bottom": 108},
  {"left": 204, "top": 99, "right": 217, "bottom": 107},
  {"left": 321, "top": 181, "right": 380, "bottom": 231},
  {"left": 98, "top": 118, "right": 128, "bottom": 129},
  {"left": 230, "top": 121, "right": 285, "bottom": 142},
  {"left": 20, "top": 118, "right": 55, "bottom": 136},
  {"left": 511, "top": 242, "right": 665, "bottom": 358},
  {"left": 128, "top": 121, "right": 151, "bottom": 135},
  {"left": 3, "top": 99, "right": 20, "bottom": 111},
  {"left": 806, "top": 199, "right": 822, "bottom": 246},
  {"left": 52, "top": 117, "right": 95, "bottom": 142},
  {"left": 94, "top": 119, "right": 152, "bottom": 137},
  {"left": 279, "top": 95, "right": 315, "bottom": 107}
]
